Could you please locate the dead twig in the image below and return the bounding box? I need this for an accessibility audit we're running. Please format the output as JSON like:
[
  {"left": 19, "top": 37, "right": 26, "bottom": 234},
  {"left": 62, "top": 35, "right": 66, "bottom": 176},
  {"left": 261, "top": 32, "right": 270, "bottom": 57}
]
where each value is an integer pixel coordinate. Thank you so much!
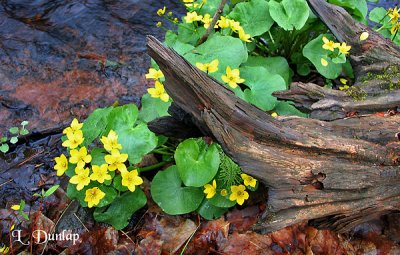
[{"left": 196, "top": 0, "right": 227, "bottom": 45}]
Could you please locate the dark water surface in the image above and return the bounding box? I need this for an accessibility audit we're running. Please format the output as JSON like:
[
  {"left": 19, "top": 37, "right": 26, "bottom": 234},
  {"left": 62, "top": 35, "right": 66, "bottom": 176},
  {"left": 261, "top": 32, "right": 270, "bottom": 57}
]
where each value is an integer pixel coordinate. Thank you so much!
[{"left": 0, "top": 0, "right": 182, "bottom": 134}]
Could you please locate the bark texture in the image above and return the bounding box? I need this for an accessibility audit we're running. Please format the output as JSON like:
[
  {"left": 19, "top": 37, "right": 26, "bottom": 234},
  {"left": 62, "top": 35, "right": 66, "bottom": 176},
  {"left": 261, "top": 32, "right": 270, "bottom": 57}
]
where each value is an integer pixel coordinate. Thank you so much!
[{"left": 146, "top": 0, "right": 400, "bottom": 233}]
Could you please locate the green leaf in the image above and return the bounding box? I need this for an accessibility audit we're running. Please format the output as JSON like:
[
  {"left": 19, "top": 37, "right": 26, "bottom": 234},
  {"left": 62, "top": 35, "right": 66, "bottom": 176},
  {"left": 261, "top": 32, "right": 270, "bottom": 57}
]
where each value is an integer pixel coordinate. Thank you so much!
[
  {"left": 21, "top": 121, "right": 29, "bottom": 126},
  {"left": 138, "top": 93, "right": 171, "bottom": 123},
  {"left": 165, "top": 31, "right": 195, "bottom": 56},
  {"left": 209, "top": 193, "right": 236, "bottom": 208},
  {"left": 93, "top": 189, "right": 147, "bottom": 230},
  {"left": 241, "top": 66, "right": 287, "bottom": 111},
  {"left": 269, "top": 0, "right": 310, "bottom": 30},
  {"left": 67, "top": 183, "right": 117, "bottom": 208},
  {"left": 243, "top": 56, "right": 291, "bottom": 86},
  {"left": 82, "top": 107, "right": 113, "bottom": 146},
  {"left": 43, "top": 185, "right": 59, "bottom": 197},
  {"left": 113, "top": 175, "right": 129, "bottom": 192},
  {"left": 96, "top": 186, "right": 118, "bottom": 208},
  {"left": 9, "top": 137, "right": 18, "bottom": 144},
  {"left": 0, "top": 136, "right": 7, "bottom": 143},
  {"left": 328, "top": 0, "right": 367, "bottom": 21},
  {"left": 369, "top": 7, "right": 389, "bottom": 23},
  {"left": 151, "top": 166, "right": 204, "bottom": 215},
  {"left": 197, "top": 0, "right": 230, "bottom": 16},
  {"left": 9, "top": 127, "right": 19, "bottom": 134},
  {"left": 228, "top": 0, "right": 274, "bottom": 36},
  {"left": 105, "top": 104, "right": 139, "bottom": 134},
  {"left": 19, "top": 129, "right": 29, "bottom": 136},
  {"left": 274, "top": 101, "right": 308, "bottom": 117},
  {"left": 177, "top": 23, "right": 206, "bottom": 45},
  {"left": 91, "top": 147, "right": 107, "bottom": 166},
  {"left": 175, "top": 139, "right": 220, "bottom": 187},
  {"left": 117, "top": 123, "right": 158, "bottom": 164},
  {"left": 303, "top": 34, "right": 343, "bottom": 79},
  {"left": 0, "top": 144, "right": 9, "bottom": 153},
  {"left": 198, "top": 199, "right": 228, "bottom": 220}
]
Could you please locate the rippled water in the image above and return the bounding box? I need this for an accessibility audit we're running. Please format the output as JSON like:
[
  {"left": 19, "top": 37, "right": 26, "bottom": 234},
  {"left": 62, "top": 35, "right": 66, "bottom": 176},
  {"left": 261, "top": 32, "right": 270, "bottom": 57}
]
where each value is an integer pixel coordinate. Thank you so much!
[{"left": 0, "top": 0, "right": 182, "bottom": 134}]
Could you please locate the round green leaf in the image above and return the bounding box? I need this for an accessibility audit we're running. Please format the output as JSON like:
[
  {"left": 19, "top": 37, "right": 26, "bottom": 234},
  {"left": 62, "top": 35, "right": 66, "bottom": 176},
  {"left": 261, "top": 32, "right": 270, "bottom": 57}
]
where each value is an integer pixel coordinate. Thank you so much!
[
  {"left": 151, "top": 166, "right": 204, "bottom": 215},
  {"left": 228, "top": 0, "right": 274, "bottom": 36},
  {"left": 269, "top": 0, "right": 310, "bottom": 30},
  {"left": 82, "top": 107, "right": 113, "bottom": 146},
  {"left": 105, "top": 104, "right": 139, "bottom": 134},
  {"left": 243, "top": 56, "right": 290, "bottom": 86},
  {"left": 328, "top": 0, "right": 367, "bottom": 21},
  {"left": 209, "top": 193, "right": 236, "bottom": 208},
  {"left": 175, "top": 139, "right": 220, "bottom": 187},
  {"left": 0, "top": 143, "right": 9, "bottom": 153},
  {"left": 369, "top": 7, "right": 389, "bottom": 23},
  {"left": 241, "top": 66, "right": 287, "bottom": 111},
  {"left": 93, "top": 188, "right": 147, "bottom": 230},
  {"left": 9, "top": 127, "right": 19, "bottom": 134},
  {"left": 21, "top": 121, "right": 29, "bottom": 126},
  {"left": 10, "top": 136, "right": 18, "bottom": 144},
  {"left": 138, "top": 93, "right": 171, "bottom": 123},
  {"left": 198, "top": 199, "right": 228, "bottom": 220},
  {"left": 303, "top": 34, "right": 343, "bottom": 79},
  {"left": 274, "top": 101, "right": 308, "bottom": 117},
  {"left": 117, "top": 123, "right": 158, "bottom": 164}
]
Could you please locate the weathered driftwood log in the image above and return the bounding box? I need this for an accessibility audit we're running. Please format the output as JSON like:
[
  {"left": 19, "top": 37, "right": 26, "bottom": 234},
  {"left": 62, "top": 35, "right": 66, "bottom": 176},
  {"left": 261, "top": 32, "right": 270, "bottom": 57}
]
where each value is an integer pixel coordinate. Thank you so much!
[{"left": 146, "top": 0, "right": 400, "bottom": 233}]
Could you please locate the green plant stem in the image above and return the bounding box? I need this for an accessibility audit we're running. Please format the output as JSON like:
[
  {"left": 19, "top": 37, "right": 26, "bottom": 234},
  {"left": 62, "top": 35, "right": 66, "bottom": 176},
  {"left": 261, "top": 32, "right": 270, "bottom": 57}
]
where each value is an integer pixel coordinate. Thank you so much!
[{"left": 139, "top": 161, "right": 172, "bottom": 172}]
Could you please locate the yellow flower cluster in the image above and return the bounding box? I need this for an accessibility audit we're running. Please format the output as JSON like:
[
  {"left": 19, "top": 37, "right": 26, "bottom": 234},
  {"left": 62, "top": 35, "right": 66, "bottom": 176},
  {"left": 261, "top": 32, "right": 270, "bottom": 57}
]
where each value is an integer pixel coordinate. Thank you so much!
[
  {"left": 217, "top": 16, "right": 251, "bottom": 42},
  {"left": 203, "top": 173, "right": 257, "bottom": 205},
  {"left": 388, "top": 7, "right": 400, "bottom": 35},
  {"left": 320, "top": 36, "right": 351, "bottom": 67},
  {"left": 55, "top": 120, "right": 144, "bottom": 208},
  {"left": 145, "top": 68, "right": 170, "bottom": 102}
]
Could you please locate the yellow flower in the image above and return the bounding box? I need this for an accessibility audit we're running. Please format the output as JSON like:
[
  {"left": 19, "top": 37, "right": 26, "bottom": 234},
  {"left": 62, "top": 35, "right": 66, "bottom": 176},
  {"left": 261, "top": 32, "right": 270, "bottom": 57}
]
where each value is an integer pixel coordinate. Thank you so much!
[
  {"left": 339, "top": 85, "right": 350, "bottom": 91},
  {"left": 167, "top": 11, "right": 173, "bottom": 17},
  {"left": 173, "top": 18, "right": 179, "bottom": 24},
  {"left": 61, "top": 130, "right": 84, "bottom": 149},
  {"left": 105, "top": 149, "right": 128, "bottom": 172},
  {"left": 340, "top": 78, "right": 348, "bottom": 85},
  {"left": 196, "top": 59, "right": 219, "bottom": 73},
  {"left": 217, "top": 16, "right": 231, "bottom": 29},
  {"left": 322, "top": 36, "right": 339, "bottom": 51},
  {"left": 338, "top": 42, "right": 351, "bottom": 55},
  {"left": 184, "top": 11, "right": 203, "bottom": 23},
  {"left": 145, "top": 68, "right": 164, "bottom": 80},
  {"left": 389, "top": 7, "right": 399, "bottom": 24},
  {"left": 157, "top": 6, "right": 166, "bottom": 16},
  {"left": 69, "top": 147, "right": 92, "bottom": 169},
  {"left": 100, "top": 130, "right": 122, "bottom": 152},
  {"left": 156, "top": 21, "right": 162, "bottom": 27},
  {"left": 229, "top": 185, "right": 249, "bottom": 205},
  {"left": 220, "top": 189, "right": 228, "bottom": 196},
  {"left": 69, "top": 167, "right": 91, "bottom": 191},
  {"left": 121, "top": 169, "right": 143, "bottom": 192},
  {"left": 62, "top": 118, "right": 83, "bottom": 136},
  {"left": 221, "top": 66, "right": 245, "bottom": 89},
  {"left": 0, "top": 245, "right": 9, "bottom": 254},
  {"left": 203, "top": 180, "right": 217, "bottom": 199},
  {"left": 202, "top": 14, "right": 217, "bottom": 29},
  {"left": 271, "top": 112, "right": 278, "bottom": 117},
  {"left": 147, "top": 81, "right": 170, "bottom": 102},
  {"left": 238, "top": 27, "right": 251, "bottom": 42},
  {"left": 360, "top": 31, "right": 369, "bottom": 41},
  {"left": 85, "top": 187, "right": 105, "bottom": 208},
  {"left": 90, "top": 164, "right": 112, "bottom": 183},
  {"left": 391, "top": 22, "right": 400, "bottom": 35},
  {"left": 54, "top": 154, "right": 68, "bottom": 176},
  {"left": 321, "top": 58, "right": 328, "bottom": 67},
  {"left": 241, "top": 173, "right": 257, "bottom": 188},
  {"left": 229, "top": 20, "right": 241, "bottom": 33},
  {"left": 11, "top": 204, "right": 20, "bottom": 211},
  {"left": 10, "top": 224, "right": 15, "bottom": 231}
]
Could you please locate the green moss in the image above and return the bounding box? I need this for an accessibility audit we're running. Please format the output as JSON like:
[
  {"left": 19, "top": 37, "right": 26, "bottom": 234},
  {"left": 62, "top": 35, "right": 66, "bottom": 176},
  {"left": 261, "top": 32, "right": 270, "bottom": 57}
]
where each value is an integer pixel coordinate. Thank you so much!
[
  {"left": 359, "top": 65, "right": 400, "bottom": 90},
  {"left": 346, "top": 86, "right": 367, "bottom": 101}
]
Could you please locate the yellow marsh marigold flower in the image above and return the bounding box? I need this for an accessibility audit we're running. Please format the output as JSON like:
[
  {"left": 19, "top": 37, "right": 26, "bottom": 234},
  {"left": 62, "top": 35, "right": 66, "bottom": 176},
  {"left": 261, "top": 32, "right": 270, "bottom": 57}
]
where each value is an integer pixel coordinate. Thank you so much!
[
  {"left": 196, "top": 59, "right": 219, "bottom": 73},
  {"left": 148, "top": 81, "right": 170, "bottom": 102},
  {"left": 229, "top": 20, "right": 241, "bottom": 33},
  {"left": 11, "top": 204, "right": 20, "bottom": 211},
  {"left": 221, "top": 66, "right": 245, "bottom": 89},
  {"left": 0, "top": 245, "right": 9, "bottom": 254},
  {"left": 203, "top": 179, "right": 217, "bottom": 199},
  {"left": 229, "top": 184, "right": 249, "bottom": 205},
  {"left": 360, "top": 31, "right": 369, "bottom": 41},
  {"left": 389, "top": 7, "right": 399, "bottom": 24},
  {"left": 157, "top": 6, "right": 166, "bottom": 16},
  {"left": 100, "top": 130, "right": 122, "bottom": 152},
  {"left": 241, "top": 173, "right": 257, "bottom": 188},
  {"left": 90, "top": 164, "right": 112, "bottom": 183},
  {"left": 156, "top": 21, "right": 162, "bottom": 27},
  {"left": 62, "top": 130, "right": 84, "bottom": 149},
  {"left": 238, "top": 27, "right": 251, "bottom": 42},
  {"left": 85, "top": 187, "right": 105, "bottom": 208},
  {"left": 202, "top": 14, "right": 217, "bottom": 29},
  {"left": 63, "top": 118, "right": 83, "bottom": 136},
  {"left": 391, "top": 22, "right": 400, "bottom": 35},
  {"left": 121, "top": 169, "right": 143, "bottom": 192},
  {"left": 220, "top": 189, "right": 228, "bottom": 196},
  {"left": 54, "top": 154, "right": 68, "bottom": 176},
  {"left": 340, "top": 78, "right": 348, "bottom": 85},
  {"left": 105, "top": 149, "right": 128, "bottom": 172},
  {"left": 69, "top": 147, "right": 92, "bottom": 169},
  {"left": 322, "top": 36, "right": 339, "bottom": 52},
  {"left": 184, "top": 11, "right": 203, "bottom": 23},
  {"left": 338, "top": 42, "right": 351, "bottom": 55},
  {"left": 339, "top": 85, "right": 350, "bottom": 91},
  {"left": 69, "top": 167, "right": 90, "bottom": 191},
  {"left": 320, "top": 58, "right": 328, "bottom": 67},
  {"left": 217, "top": 16, "right": 231, "bottom": 29},
  {"left": 145, "top": 68, "right": 164, "bottom": 80}
]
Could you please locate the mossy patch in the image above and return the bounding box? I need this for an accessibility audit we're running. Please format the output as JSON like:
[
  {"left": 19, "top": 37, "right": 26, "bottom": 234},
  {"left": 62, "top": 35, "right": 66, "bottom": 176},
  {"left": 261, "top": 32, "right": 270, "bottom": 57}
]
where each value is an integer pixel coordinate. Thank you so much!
[{"left": 346, "top": 86, "right": 367, "bottom": 101}]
